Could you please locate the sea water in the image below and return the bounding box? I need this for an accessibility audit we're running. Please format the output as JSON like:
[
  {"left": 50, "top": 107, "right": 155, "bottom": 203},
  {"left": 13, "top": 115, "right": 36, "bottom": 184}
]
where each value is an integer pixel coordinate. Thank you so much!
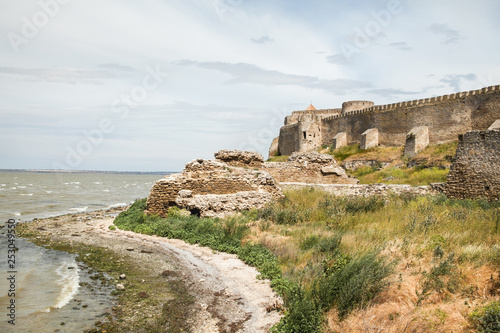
[{"left": 0, "top": 171, "right": 168, "bottom": 332}]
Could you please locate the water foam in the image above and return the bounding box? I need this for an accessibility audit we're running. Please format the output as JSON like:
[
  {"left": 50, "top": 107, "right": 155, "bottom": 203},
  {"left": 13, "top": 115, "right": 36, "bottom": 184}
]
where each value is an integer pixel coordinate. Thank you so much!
[
  {"left": 106, "top": 203, "right": 126, "bottom": 209},
  {"left": 52, "top": 260, "right": 80, "bottom": 309},
  {"left": 70, "top": 206, "right": 88, "bottom": 212}
]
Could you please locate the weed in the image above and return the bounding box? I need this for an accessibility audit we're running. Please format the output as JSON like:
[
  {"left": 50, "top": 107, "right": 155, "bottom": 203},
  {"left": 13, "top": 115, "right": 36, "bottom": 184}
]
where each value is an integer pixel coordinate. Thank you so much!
[{"left": 469, "top": 300, "right": 500, "bottom": 333}]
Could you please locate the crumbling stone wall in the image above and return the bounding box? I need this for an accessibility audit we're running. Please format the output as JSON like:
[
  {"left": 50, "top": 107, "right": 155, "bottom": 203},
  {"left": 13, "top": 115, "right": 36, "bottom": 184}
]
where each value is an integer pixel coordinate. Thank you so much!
[
  {"left": 263, "top": 152, "right": 358, "bottom": 185},
  {"left": 444, "top": 129, "right": 500, "bottom": 200},
  {"left": 146, "top": 159, "right": 282, "bottom": 217},
  {"left": 215, "top": 150, "right": 357, "bottom": 185}
]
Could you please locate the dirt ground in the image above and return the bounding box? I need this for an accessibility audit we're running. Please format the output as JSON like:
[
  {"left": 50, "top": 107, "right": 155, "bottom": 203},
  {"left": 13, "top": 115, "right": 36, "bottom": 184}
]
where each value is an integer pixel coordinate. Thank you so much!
[{"left": 18, "top": 208, "right": 283, "bottom": 332}]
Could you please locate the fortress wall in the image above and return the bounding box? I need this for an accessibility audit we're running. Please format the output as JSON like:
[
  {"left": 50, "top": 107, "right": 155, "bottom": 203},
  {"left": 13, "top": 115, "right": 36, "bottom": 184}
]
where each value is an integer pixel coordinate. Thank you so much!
[
  {"left": 286, "top": 108, "right": 341, "bottom": 124},
  {"left": 278, "top": 122, "right": 300, "bottom": 155},
  {"left": 279, "top": 86, "right": 500, "bottom": 154},
  {"left": 470, "top": 92, "right": 500, "bottom": 130},
  {"left": 321, "top": 87, "right": 500, "bottom": 147}
]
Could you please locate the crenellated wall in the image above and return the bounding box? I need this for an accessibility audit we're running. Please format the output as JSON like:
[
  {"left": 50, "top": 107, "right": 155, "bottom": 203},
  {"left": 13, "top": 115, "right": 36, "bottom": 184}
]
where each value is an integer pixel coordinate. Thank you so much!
[{"left": 274, "top": 85, "right": 500, "bottom": 155}]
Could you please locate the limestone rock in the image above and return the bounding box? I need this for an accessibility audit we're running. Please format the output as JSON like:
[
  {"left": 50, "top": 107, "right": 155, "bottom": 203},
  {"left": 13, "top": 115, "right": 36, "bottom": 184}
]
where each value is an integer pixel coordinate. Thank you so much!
[
  {"left": 489, "top": 119, "right": 500, "bottom": 130},
  {"left": 214, "top": 150, "right": 264, "bottom": 168},
  {"left": 321, "top": 166, "right": 347, "bottom": 177},
  {"left": 288, "top": 151, "right": 336, "bottom": 164},
  {"left": 176, "top": 191, "right": 274, "bottom": 218}
]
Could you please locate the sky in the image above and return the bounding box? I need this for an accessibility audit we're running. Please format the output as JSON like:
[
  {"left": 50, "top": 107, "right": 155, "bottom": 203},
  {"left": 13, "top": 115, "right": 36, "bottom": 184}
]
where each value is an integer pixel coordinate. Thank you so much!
[{"left": 0, "top": 0, "right": 499, "bottom": 172}]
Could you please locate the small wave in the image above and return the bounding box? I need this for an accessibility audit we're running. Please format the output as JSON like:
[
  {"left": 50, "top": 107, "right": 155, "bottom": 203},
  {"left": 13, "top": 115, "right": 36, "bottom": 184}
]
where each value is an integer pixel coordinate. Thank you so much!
[
  {"left": 0, "top": 184, "right": 6, "bottom": 186},
  {"left": 19, "top": 193, "right": 34, "bottom": 196},
  {"left": 94, "top": 181, "right": 103, "bottom": 185},
  {"left": 45, "top": 190, "right": 53, "bottom": 194},
  {"left": 18, "top": 185, "right": 27, "bottom": 189},
  {"left": 103, "top": 189, "right": 111, "bottom": 192},
  {"left": 10, "top": 187, "right": 17, "bottom": 190},
  {"left": 13, "top": 212, "right": 21, "bottom": 216},
  {"left": 52, "top": 260, "right": 80, "bottom": 309},
  {"left": 70, "top": 182, "right": 80, "bottom": 185},
  {"left": 106, "top": 203, "right": 126, "bottom": 209},
  {"left": 70, "top": 206, "right": 88, "bottom": 212}
]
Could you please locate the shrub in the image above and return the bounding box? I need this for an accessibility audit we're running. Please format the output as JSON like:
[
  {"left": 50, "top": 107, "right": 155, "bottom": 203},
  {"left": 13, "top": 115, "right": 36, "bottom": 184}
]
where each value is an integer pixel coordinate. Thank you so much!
[
  {"left": 316, "top": 251, "right": 394, "bottom": 319},
  {"left": 272, "top": 283, "right": 323, "bottom": 333},
  {"left": 469, "top": 301, "right": 500, "bottom": 333}
]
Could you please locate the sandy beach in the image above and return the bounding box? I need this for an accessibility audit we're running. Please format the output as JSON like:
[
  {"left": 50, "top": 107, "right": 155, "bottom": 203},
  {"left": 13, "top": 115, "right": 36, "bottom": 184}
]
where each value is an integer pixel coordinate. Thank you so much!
[{"left": 18, "top": 208, "right": 282, "bottom": 332}]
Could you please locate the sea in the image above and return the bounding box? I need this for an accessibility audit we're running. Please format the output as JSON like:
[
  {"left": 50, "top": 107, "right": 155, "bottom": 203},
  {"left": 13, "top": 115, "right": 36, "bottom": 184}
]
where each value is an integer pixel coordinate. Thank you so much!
[{"left": 0, "top": 170, "right": 170, "bottom": 332}]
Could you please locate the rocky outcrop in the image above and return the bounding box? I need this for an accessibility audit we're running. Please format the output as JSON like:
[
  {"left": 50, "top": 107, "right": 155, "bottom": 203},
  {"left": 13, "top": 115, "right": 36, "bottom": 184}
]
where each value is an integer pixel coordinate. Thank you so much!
[{"left": 146, "top": 158, "right": 282, "bottom": 218}]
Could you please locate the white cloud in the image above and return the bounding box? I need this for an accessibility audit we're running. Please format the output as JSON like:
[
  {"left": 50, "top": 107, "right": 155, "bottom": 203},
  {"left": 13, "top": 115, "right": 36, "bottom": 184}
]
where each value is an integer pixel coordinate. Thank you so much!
[{"left": 0, "top": 0, "right": 498, "bottom": 170}]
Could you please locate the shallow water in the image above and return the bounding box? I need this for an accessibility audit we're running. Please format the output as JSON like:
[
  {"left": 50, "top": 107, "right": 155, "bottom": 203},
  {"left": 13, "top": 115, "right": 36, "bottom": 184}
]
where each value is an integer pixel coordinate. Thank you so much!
[{"left": 0, "top": 171, "right": 168, "bottom": 332}]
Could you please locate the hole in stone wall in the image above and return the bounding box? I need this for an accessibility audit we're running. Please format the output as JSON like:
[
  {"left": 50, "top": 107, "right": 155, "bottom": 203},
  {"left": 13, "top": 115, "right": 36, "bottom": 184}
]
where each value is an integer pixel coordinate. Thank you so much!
[
  {"left": 480, "top": 133, "right": 486, "bottom": 140},
  {"left": 190, "top": 208, "right": 201, "bottom": 217},
  {"left": 303, "top": 131, "right": 307, "bottom": 139}
]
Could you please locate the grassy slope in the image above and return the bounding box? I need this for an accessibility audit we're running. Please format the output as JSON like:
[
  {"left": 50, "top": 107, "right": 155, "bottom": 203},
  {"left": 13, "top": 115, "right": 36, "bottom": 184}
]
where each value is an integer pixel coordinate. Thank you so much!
[
  {"left": 321, "top": 142, "right": 458, "bottom": 185},
  {"left": 113, "top": 190, "right": 500, "bottom": 332}
]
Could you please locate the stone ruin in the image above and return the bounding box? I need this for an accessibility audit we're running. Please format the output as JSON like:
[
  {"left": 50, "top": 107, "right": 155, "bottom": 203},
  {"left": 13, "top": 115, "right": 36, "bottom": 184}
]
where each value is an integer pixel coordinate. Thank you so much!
[
  {"left": 444, "top": 127, "right": 500, "bottom": 200},
  {"left": 404, "top": 126, "right": 429, "bottom": 157},
  {"left": 264, "top": 151, "right": 357, "bottom": 185},
  {"left": 217, "top": 150, "right": 358, "bottom": 185},
  {"left": 146, "top": 150, "right": 358, "bottom": 218},
  {"left": 146, "top": 158, "right": 282, "bottom": 218}
]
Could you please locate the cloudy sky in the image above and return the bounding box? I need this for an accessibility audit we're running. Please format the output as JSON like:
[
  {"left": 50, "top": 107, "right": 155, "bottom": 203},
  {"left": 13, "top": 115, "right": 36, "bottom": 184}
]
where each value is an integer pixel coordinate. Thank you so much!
[{"left": 1, "top": 0, "right": 499, "bottom": 171}]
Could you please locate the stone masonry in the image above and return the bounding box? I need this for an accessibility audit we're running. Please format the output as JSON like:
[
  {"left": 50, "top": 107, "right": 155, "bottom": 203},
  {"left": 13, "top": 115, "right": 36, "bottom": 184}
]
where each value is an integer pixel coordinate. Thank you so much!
[
  {"left": 332, "top": 132, "right": 347, "bottom": 149},
  {"left": 360, "top": 128, "right": 379, "bottom": 150},
  {"left": 404, "top": 126, "right": 429, "bottom": 157},
  {"left": 146, "top": 159, "right": 282, "bottom": 218},
  {"left": 263, "top": 151, "right": 358, "bottom": 185},
  {"left": 444, "top": 129, "right": 500, "bottom": 200}
]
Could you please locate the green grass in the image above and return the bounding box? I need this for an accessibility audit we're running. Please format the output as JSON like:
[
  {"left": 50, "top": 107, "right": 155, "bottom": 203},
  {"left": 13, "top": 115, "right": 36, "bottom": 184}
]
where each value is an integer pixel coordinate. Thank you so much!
[
  {"left": 353, "top": 166, "right": 449, "bottom": 185},
  {"left": 325, "top": 142, "right": 459, "bottom": 185},
  {"left": 267, "top": 155, "right": 290, "bottom": 162},
  {"left": 329, "top": 144, "right": 367, "bottom": 161}
]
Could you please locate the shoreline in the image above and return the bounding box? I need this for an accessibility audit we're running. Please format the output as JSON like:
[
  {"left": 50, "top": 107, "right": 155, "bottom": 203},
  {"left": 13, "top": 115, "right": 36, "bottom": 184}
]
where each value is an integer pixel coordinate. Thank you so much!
[{"left": 17, "top": 207, "right": 282, "bottom": 332}]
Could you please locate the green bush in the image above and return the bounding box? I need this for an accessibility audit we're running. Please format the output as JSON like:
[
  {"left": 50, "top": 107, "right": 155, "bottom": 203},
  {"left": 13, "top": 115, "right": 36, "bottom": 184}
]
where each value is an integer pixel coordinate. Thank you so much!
[
  {"left": 469, "top": 301, "right": 500, "bottom": 333},
  {"left": 272, "top": 284, "right": 323, "bottom": 333},
  {"left": 316, "top": 252, "right": 394, "bottom": 319}
]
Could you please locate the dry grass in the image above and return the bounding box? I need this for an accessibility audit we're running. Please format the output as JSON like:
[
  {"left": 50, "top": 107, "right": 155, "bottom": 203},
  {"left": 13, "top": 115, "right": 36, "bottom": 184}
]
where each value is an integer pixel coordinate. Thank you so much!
[{"left": 247, "top": 188, "right": 500, "bottom": 332}]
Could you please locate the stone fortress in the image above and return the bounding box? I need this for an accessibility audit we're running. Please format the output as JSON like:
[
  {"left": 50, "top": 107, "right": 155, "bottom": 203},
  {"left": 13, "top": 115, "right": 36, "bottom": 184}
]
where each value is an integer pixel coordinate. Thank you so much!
[
  {"left": 271, "top": 85, "right": 500, "bottom": 157},
  {"left": 147, "top": 85, "right": 499, "bottom": 218}
]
